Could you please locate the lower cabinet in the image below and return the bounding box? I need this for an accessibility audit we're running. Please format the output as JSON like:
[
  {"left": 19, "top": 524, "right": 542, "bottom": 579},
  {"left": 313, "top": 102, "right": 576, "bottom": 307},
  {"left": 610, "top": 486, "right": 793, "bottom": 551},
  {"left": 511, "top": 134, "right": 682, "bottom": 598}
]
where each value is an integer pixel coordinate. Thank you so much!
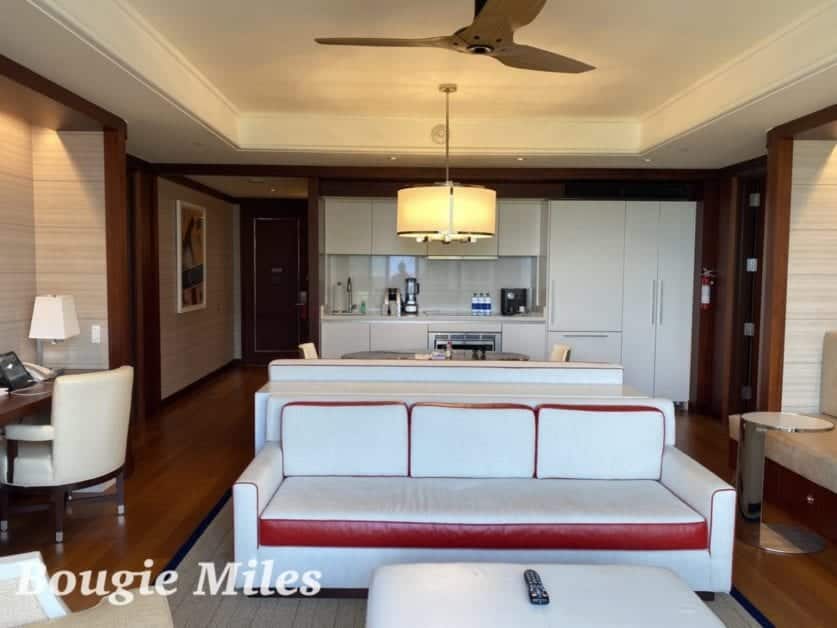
[
  {"left": 547, "top": 332, "right": 622, "bottom": 364},
  {"left": 321, "top": 322, "right": 370, "bottom": 358},
  {"left": 370, "top": 322, "right": 429, "bottom": 352},
  {"left": 502, "top": 323, "right": 546, "bottom": 361}
]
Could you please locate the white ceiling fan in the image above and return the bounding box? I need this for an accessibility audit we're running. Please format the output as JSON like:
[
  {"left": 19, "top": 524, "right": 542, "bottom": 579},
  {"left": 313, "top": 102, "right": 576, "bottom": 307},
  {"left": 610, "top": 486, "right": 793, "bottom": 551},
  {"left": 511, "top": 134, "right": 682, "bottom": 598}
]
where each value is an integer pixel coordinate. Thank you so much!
[{"left": 315, "top": 0, "right": 594, "bottom": 74}]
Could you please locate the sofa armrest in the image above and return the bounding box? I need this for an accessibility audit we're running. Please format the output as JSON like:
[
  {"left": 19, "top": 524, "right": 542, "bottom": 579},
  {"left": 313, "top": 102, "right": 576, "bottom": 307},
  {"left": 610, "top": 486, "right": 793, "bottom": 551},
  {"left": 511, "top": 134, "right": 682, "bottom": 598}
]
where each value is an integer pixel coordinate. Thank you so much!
[
  {"left": 660, "top": 446, "right": 735, "bottom": 557},
  {"left": 233, "top": 442, "right": 283, "bottom": 577}
]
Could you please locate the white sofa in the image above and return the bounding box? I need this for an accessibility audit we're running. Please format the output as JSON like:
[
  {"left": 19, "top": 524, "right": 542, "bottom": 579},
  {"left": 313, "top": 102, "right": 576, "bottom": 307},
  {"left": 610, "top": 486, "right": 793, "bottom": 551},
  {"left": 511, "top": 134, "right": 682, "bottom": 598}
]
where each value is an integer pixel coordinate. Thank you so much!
[{"left": 234, "top": 401, "right": 735, "bottom": 593}]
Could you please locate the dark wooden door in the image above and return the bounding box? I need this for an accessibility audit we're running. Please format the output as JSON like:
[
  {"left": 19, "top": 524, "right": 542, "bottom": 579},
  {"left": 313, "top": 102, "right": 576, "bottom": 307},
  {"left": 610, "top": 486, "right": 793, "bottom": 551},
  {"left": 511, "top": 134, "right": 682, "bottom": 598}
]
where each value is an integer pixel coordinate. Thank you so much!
[{"left": 241, "top": 201, "right": 308, "bottom": 364}]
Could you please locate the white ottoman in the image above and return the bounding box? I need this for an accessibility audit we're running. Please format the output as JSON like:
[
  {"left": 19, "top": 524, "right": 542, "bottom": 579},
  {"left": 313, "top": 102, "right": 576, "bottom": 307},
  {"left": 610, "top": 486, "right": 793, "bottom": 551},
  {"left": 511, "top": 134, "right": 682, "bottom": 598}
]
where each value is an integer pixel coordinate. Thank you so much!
[{"left": 366, "top": 563, "right": 724, "bottom": 628}]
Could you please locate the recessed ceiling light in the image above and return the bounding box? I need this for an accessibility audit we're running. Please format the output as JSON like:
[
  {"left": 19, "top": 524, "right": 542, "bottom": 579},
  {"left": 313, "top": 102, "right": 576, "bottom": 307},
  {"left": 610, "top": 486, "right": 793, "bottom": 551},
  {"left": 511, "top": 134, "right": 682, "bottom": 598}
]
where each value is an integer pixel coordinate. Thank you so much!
[
  {"left": 270, "top": 187, "right": 277, "bottom": 193},
  {"left": 389, "top": 156, "right": 398, "bottom": 161},
  {"left": 643, "top": 157, "right": 653, "bottom": 163},
  {"left": 516, "top": 157, "right": 525, "bottom": 162}
]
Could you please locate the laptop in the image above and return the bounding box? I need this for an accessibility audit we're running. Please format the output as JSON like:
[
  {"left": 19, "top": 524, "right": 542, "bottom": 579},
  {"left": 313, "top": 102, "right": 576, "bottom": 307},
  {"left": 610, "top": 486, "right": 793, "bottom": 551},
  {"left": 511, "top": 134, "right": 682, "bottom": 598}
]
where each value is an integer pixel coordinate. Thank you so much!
[{"left": 0, "top": 351, "right": 37, "bottom": 391}]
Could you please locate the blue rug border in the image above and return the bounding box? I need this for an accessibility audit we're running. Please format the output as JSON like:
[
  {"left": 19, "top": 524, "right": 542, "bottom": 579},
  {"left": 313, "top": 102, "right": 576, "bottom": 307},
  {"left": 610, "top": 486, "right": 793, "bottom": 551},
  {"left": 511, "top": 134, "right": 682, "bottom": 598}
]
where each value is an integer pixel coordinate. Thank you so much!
[
  {"left": 731, "top": 586, "right": 775, "bottom": 627},
  {"left": 161, "top": 489, "right": 231, "bottom": 574},
  {"left": 161, "top": 490, "right": 775, "bottom": 628}
]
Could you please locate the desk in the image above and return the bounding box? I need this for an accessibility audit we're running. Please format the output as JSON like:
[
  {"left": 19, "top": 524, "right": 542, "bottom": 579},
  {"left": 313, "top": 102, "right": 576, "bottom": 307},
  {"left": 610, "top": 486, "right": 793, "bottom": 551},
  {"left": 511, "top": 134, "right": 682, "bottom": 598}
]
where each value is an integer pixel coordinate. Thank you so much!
[{"left": 0, "top": 383, "right": 53, "bottom": 427}]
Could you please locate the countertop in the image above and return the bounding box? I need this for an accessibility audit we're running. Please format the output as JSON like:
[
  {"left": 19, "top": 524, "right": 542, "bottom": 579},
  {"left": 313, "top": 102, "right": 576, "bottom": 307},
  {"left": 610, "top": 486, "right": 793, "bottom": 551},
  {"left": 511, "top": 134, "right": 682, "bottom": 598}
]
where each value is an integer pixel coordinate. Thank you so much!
[{"left": 321, "top": 311, "right": 546, "bottom": 323}]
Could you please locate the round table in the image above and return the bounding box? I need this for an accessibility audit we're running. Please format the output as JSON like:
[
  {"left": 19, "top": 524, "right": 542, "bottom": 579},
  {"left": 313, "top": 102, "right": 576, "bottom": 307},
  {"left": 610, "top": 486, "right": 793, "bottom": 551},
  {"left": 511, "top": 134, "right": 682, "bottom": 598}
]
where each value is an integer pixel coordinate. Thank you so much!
[{"left": 735, "top": 411, "right": 834, "bottom": 554}]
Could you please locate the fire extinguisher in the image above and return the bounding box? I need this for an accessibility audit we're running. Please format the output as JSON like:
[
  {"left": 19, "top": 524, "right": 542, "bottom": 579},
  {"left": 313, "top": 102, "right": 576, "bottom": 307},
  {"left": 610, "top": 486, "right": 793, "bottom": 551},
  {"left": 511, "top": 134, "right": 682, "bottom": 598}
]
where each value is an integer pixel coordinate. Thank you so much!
[{"left": 700, "top": 269, "right": 716, "bottom": 311}]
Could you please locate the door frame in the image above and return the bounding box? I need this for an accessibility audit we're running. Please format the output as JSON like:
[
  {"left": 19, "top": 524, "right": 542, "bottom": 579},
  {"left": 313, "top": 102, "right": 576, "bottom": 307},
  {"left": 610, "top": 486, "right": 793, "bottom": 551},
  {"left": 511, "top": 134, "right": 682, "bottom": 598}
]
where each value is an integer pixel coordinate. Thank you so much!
[{"left": 240, "top": 199, "right": 309, "bottom": 365}]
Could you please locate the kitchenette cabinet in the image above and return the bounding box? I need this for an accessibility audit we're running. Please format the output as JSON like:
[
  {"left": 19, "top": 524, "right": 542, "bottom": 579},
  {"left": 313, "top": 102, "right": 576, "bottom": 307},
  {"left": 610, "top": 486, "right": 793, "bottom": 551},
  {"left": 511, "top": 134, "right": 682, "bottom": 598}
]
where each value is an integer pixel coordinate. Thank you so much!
[
  {"left": 547, "top": 200, "right": 625, "bottom": 332},
  {"left": 324, "top": 198, "right": 372, "bottom": 254},
  {"left": 548, "top": 331, "right": 622, "bottom": 364},
  {"left": 371, "top": 199, "right": 428, "bottom": 256},
  {"left": 370, "top": 321, "right": 429, "bottom": 352},
  {"left": 498, "top": 200, "right": 544, "bottom": 256},
  {"left": 502, "top": 321, "right": 547, "bottom": 361},
  {"left": 320, "top": 321, "right": 370, "bottom": 358},
  {"left": 621, "top": 201, "right": 695, "bottom": 401}
]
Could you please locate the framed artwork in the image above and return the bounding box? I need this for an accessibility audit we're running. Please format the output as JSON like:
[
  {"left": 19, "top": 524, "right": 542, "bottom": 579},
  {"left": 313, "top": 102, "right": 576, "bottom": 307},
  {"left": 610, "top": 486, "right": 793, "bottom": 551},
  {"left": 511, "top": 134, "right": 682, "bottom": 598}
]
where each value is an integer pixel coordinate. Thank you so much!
[{"left": 176, "top": 201, "right": 207, "bottom": 313}]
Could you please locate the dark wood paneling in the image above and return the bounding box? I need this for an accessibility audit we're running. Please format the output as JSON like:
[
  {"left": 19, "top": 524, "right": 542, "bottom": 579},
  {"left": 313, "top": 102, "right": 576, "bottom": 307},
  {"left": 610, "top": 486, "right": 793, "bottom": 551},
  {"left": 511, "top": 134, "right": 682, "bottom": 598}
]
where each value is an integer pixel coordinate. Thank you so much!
[
  {"left": 757, "top": 136, "right": 794, "bottom": 411},
  {"left": 239, "top": 200, "right": 308, "bottom": 365},
  {"left": 770, "top": 105, "right": 837, "bottom": 140},
  {"left": 307, "top": 178, "right": 321, "bottom": 350},
  {"left": 160, "top": 175, "right": 236, "bottom": 204},
  {"left": 104, "top": 128, "right": 133, "bottom": 371},
  {"left": 153, "top": 163, "right": 711, "bottom": 182},
  {"left": 690, "top": 179, "right": 719, "bottom": 414},
  {"left": 130, "top": 167, "right": 161, "bottom": 420},
  {"left": 320, "top": 179, "right": 567, "bottom": 199},
  {"left": 0, "top": 54, "right": 125, "bottom": 131}
]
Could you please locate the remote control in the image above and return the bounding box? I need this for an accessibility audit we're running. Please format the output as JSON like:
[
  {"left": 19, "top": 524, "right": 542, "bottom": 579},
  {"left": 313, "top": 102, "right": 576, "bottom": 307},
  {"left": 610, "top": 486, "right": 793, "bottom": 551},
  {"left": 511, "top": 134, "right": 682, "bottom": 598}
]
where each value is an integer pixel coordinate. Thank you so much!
[{"left": 524, "top": 569, "right": 550, "bottom": 606}]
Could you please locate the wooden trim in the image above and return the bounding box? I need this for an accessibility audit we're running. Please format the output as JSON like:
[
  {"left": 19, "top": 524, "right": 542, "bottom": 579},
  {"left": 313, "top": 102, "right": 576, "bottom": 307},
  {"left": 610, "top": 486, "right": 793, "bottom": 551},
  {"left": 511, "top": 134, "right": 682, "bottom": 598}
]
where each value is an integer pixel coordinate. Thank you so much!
[
  {"left": 769, "top": 104, "right": 837, "bottom": 140},
  {"left": 130, "top": 166, "right": 161, "bottom": 419},
  {"left": 320, "top": 179, "right": 568, "bottom": 199},
  {"left": 152, "top": 163, "right": 712, "bottom": 182},
  {"left": 307, "top": 178, "right": 321, "bottom": 349},
  {"left": 159, "top": 174, "right": 236, "bottom": 204},
  {"left": 160, "top": 359, "right": 242, "bottom": 405},
  {"left": 0, "top": 54, "right": 126, "bottom": 132},
  {"left": 757, "top": 136, "right": 794, "bottom": 411},
  {"left": 718, "top": 155, "right": 767, "bottom": 177},
  {"left": 104, "top": 128, "right": 133, "bottom": 371}
]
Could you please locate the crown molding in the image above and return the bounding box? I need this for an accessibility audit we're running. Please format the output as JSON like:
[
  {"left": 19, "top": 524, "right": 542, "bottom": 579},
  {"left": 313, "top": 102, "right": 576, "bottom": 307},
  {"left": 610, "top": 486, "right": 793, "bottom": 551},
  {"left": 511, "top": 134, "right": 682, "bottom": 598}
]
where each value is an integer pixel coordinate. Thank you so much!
[{"left": 26, "top": 0, "right": 837, "bottom": 159}]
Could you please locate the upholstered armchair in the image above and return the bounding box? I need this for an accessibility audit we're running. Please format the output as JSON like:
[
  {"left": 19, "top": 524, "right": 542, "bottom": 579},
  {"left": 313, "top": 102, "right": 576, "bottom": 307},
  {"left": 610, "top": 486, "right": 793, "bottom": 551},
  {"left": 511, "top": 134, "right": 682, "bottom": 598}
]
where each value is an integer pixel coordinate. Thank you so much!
[{"left": 0, "top": 366, "right": 133, "bottom": 543}]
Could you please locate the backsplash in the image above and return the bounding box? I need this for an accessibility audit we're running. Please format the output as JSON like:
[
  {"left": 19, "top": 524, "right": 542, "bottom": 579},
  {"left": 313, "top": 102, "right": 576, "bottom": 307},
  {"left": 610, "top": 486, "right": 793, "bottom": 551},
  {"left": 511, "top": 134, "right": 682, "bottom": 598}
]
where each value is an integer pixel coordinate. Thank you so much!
[{"left": 327, "top": 255, "right": 536, "bottom": 314}]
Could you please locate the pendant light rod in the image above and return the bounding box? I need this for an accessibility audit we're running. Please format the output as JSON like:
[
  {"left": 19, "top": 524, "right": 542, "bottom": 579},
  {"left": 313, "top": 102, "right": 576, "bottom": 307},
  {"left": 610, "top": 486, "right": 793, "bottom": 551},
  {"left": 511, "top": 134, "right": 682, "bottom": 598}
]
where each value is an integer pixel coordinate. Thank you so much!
[{"left": 439, "top": 83, "right": 457, "bottom": 183}]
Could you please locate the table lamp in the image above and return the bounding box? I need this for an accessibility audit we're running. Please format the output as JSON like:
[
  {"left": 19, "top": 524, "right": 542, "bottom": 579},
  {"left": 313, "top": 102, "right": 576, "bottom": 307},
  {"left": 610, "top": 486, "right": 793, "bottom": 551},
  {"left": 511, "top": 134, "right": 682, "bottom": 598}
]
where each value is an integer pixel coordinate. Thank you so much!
[{"left": 29, "top": 295, "right": 81, "bottom": 367}]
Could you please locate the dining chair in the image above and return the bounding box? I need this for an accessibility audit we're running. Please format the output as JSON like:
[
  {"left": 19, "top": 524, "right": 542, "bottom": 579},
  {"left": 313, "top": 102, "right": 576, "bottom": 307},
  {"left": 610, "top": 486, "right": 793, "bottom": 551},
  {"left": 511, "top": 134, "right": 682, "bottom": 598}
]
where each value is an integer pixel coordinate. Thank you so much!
[
  {"left": 298, "top": 342, "right": 319, "bottom": 359},
  {"left": 550, "top": 344, "right": 572, "bottom": 362},
  {"left": 0, "top": 366, "right": 133, "bottom": 543}
]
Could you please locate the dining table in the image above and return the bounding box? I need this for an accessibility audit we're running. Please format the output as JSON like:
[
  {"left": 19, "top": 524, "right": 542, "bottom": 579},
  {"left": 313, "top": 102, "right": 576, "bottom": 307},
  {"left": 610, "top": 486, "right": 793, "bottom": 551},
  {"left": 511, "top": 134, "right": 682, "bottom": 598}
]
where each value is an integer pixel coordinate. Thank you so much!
[{"left": 341, "top": 350, "right": 530, "bottom": 361}]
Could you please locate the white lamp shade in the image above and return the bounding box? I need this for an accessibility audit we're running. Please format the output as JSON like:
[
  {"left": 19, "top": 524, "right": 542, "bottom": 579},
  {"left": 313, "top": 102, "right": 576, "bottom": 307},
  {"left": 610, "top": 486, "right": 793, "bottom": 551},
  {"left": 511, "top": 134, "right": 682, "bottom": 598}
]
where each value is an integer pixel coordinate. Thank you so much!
[
  {"left": 29, "top": 295, "right": 81, "bottom": 341},
  {"left": 397, "top": 184, "right": 496, "bottom": 241}
]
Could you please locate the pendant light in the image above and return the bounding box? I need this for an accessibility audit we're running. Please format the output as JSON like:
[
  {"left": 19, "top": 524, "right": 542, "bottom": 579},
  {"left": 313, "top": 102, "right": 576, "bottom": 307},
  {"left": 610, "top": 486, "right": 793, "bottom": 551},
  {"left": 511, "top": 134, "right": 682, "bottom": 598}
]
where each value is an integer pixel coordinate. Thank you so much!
[{"left": 397, "top": 84, "right": 496, "bottom": 243}]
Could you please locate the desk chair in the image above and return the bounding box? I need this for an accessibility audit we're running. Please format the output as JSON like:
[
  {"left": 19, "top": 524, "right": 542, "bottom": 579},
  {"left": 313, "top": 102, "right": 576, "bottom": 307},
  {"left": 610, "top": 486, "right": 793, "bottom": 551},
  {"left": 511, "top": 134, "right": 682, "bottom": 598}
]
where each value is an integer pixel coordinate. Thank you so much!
[{"left": 550, "top": 344, "right": 572, "bottom": 362}]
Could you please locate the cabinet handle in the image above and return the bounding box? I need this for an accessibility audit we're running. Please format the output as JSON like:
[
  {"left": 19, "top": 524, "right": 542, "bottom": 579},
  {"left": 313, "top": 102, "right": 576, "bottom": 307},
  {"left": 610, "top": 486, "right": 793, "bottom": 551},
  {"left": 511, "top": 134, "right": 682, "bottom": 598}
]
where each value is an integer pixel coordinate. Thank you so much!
[
  {"left": 659, "top": 280, "right": 664, "bottom": 326},
  {"left": 563, "top": 334, "right": 609, "bottom": 338},
  {"left": 651, "top": 280, "right": 657, "bottom": 326}
]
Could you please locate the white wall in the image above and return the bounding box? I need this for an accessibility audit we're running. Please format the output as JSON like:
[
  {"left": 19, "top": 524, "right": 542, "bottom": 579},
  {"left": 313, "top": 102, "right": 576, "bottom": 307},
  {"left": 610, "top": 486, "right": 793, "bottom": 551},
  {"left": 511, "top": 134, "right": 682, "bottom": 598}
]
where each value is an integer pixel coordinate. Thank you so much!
[
  {"left": 782, "top": 140, "right": 837, "bottom": 413},
  {"left": 157, "top": 178, "right": 236, "bottom": 398}
]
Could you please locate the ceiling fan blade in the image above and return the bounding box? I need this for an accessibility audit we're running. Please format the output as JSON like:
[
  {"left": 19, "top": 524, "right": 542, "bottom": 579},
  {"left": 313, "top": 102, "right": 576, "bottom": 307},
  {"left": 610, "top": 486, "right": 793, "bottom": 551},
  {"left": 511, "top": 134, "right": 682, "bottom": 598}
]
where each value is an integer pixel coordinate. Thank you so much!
[
  {"left": 494, "top": 44, "right": 594, "bottom": 73},
  {"left": 474, "top": 0, "right": 547, "bottom": 30},
  {"left": 315, "top": 36, "right": 454, "bottom": 49}
]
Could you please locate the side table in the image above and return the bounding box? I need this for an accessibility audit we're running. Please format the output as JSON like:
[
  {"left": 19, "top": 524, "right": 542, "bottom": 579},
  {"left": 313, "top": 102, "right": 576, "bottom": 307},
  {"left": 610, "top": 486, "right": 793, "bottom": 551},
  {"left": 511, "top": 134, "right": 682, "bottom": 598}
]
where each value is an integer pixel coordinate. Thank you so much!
[{"left": 735, "top": 411, "right": 834, "bottom": 554}]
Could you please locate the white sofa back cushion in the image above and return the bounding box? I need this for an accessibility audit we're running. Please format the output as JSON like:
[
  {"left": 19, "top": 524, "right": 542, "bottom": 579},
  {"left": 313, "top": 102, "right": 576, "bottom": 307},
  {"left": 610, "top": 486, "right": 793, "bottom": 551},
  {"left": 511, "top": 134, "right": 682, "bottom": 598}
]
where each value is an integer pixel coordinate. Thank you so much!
[
  {"left": 411, "top": 404, "right": 536, "bottom": 478},
  {"left": 281, "top": 402, "right": 408, "bottom": 476},
  {"left": 537, "top": 405, "right": 665, "bottom": 480}
]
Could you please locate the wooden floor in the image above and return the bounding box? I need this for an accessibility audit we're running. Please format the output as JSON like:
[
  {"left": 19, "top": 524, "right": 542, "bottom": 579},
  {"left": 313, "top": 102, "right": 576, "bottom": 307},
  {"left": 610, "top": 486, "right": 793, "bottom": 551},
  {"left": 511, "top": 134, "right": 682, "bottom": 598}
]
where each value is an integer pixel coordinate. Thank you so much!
[{"left": 2, "top": 364, "right": 836, "bottom": 626}]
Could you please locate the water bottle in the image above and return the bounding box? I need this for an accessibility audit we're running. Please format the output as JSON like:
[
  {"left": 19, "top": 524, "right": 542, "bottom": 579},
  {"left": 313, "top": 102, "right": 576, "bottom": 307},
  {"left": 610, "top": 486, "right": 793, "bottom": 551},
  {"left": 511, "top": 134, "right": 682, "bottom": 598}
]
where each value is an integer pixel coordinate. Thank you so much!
[
  {"left": 480, "top": 293, "right": 488, "bottom": 316},
  {"left": 472, "top": 293, "right": 478, "bottom": 316},
  {"left": 486, "top": 292, "right": 492, "bottom": 316}
]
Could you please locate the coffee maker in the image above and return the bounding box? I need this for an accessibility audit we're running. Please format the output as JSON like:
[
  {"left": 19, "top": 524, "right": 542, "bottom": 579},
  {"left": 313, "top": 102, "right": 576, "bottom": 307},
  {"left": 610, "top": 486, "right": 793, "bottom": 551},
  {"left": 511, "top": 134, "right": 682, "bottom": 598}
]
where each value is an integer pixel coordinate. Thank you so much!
[
  {"left": 403, "top": 277, "right": 420, "bottom": 315},
  {"left": 501, "top": 288, "right": 528, "bottom": 316}
]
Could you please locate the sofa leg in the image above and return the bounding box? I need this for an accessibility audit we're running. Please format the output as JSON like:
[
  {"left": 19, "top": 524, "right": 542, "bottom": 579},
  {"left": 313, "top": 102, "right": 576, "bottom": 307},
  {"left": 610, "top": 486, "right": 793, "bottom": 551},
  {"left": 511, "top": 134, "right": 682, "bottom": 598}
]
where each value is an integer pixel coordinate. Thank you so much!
[
  {"left": 53, "top": 488, "right": 65, "bottom": 544},
  {"left": 697, "top": 592, "right": 715, "bottom": 602},
  {"left": 116, "top": 470, "right": 125, "bottom": 516},
  {"left": 0, "top": 487, "right": 8, "bottom": 532}
]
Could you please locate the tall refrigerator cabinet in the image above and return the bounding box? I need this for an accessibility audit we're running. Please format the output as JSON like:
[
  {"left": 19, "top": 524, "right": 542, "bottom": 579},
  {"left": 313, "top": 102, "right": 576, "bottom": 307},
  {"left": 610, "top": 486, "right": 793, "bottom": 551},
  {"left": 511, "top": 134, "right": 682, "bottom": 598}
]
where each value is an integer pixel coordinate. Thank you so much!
[{"left": 621, "top": 201, "right": 696, "bottom": 402}]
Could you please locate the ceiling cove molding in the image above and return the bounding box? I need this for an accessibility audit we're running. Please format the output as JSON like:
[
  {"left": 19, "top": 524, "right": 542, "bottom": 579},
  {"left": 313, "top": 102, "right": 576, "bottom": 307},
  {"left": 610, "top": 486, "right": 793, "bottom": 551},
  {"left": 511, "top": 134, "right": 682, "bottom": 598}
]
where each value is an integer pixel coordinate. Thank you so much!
[
  {"left": 640, "top": 0, "right": 837, "bottom": 152},
  {"left": 238, "top": 113, "right": 640, "bottom": 157},
  {"left": 25, "top": 0, "right": 837, "bottom": 159},
  {"left": 27, "top": 0, "right": 240, "bottom": 144}
]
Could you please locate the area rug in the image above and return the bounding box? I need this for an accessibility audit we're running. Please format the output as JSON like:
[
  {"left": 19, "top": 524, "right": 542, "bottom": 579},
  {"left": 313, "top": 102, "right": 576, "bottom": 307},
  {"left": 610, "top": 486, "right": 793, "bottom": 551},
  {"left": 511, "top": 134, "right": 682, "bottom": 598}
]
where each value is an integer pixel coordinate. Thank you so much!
[{"left": 163, "top": 493, "right": 770, "bottom": 628}]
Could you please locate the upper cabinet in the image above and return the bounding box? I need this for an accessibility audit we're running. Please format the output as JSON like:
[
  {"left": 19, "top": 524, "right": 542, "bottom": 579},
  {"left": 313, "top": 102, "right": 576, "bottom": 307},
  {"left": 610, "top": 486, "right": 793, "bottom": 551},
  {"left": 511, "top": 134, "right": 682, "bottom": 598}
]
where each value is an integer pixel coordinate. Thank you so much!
[
  {"left": 498, "top": 200, "right": 544, "bottom": 256},
  {"left": 324, "top": 198, "right": 372, "bottom": 255},
  {"left": 548, "top": 200, "right": 626, "bottom": 332},
  {"left": 371, "top": 199, "right": 428, "bottom": 256}
]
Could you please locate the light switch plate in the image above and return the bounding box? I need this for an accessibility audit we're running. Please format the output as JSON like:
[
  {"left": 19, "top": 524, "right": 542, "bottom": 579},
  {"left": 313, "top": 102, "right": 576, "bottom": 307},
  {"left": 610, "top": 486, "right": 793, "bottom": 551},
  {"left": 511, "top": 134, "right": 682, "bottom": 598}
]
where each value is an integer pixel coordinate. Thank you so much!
[{"left": 91, "top": 324, "right": 101, "bottom": 344}]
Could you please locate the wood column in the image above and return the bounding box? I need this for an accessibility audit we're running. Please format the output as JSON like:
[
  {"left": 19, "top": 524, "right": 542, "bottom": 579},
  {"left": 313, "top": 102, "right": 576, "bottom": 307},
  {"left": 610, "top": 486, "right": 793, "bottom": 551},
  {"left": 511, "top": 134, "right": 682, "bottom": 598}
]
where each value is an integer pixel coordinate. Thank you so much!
[
  {"left": 307, "top": 177, "right": 321, "bottom": 348},
  {"left": 104, "top": 127, "right": 133, "bottom": 370},
  {"left": 757, "top": 136, "right": 794, "bottom": 411}
]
